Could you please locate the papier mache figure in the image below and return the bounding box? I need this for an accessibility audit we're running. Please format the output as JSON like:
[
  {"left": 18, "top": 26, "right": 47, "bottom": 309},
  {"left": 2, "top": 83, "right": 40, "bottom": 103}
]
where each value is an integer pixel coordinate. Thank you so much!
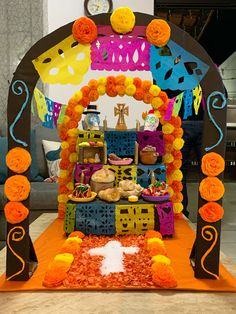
[
  {"left": 143, "top": 109, "right": 159, "bottom": 131},
  {"left": 83, "top": 104, "right": 100, "bottom": 130}
]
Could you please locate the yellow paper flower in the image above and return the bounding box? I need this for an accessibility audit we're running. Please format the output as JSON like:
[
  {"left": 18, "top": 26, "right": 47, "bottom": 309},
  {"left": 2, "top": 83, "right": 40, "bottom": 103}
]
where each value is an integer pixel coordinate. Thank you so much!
[
  {"left": 162, "top": 123, "right": 174, "bottom": 134},
  {"left": 110, "top": 7, "right": 135, "bottom": 34},
  {"left": 69, "top": 153, "right": 78, "bottom": 163},
  {"left": 151, "top": 255, "right": 171, "bottom": 265},
  {"left": 168, "top": 186, "right": 174, "bottom": 197},
  {"left": 61, "top": 141, "right": 69, "bottom": 149},
  {"left": 163, "top": 153, "right": 174, "bottom": 163},
  {"left": 59, "top": 170, "right": 69, "bottom": 179},
  {"left": 152, "top": 97, "right": 164, "bottom": 109},
  {"left": 72, "top": 91, "right": 82, "bottom": 102},
  {"left": 149, "top": 85, "right": 161, "bottom": 96},
  {"left": 74, "top": 105, "right": 84, "bottom": 114},
  {"left": 173, "top": 138, "right": 184, "bottom": 150},
  {"left": 147, "top": 237, "right": 164, "bottom": 247},
  {"left": 98, "top": 76, "right": 107, "bottom": 85},
  {"left": 125, "top": 84, "right": 136, "bottom": 96},
  {"left": 173, "top": 202, "right": 183, "bottom": 213},
  {"left": 65, "top": 237, "right": 83, "bottom": 244},
  {"left": 97, "top": 85, "right": 106, "bottom": 95},
  {"left": 58, "top": 194, "right": 69, "bottom": 203},
  {"left": 66, "top": 182, "right": 74, "bottom": 191},
  {"left": 54, "top": 253, "right": 74, "bottom": 264},
  {"left": 171, "top": 169, "right": 183, "bottom": 181},
  {"left": 125, "top": 77, "right": 134, "bottom": 87}
]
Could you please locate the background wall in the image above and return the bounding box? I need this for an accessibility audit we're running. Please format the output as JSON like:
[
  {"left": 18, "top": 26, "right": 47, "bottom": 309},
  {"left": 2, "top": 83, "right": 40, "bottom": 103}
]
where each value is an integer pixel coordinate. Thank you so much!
[
  {"left": 47, "top": 0, "right": 154, "bottom": 129},
  {"left": 0, "top": 0, "right": 47, "bottom": 136}
]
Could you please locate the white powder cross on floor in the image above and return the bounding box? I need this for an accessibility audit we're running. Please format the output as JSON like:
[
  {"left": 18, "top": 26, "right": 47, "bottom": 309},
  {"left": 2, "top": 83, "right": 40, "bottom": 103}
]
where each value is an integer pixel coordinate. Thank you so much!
[{"left": 88, "top": 240, "right": 139, "bottom": 276}]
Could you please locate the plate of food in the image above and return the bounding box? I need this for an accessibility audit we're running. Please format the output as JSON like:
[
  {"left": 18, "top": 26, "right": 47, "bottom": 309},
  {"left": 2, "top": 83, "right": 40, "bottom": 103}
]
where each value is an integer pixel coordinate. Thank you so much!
[
  {"left": 142, "top": 181, "right": 170, "bottom": 202},
  {"left": 68, "top": 183, "right": 97, "bottom": 202},
  {"left": 108, "top": 153, "right": 133, "bottom": 165}
]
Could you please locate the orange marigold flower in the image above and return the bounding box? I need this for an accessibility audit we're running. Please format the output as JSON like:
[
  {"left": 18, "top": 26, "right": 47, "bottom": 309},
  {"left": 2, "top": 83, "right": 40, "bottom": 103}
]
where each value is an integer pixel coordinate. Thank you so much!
[
  {"left": 43, "top": 266, "right": 68, "bottom": 287},
  {"left": 172, "top": 127, "right": 184, "bottom": 138},
  {"left": 116, "top": 85, "right": 126, "bottom": 96},
  {"left": 201, "top": 152, "right": 225, "bottom": 177},
  {"left": 145, "top": 230, "right": 162, "bottom": 239},
  {"left": 79, "top": 97, "right": 90, "bottom": 108},
  {"left": 4, "top": 175, "right": 30, "bottom": 202},
  {"left": 88, "top": 89, "right": 99, "bottom": 102},
  {"left": 146, "top": 19, "right": 171, "bottom": 47},
  {"left": 106, "top": 85, "right": 118, "bottom": 97},
  {"left": 148, "top": 243, "right": 168, "bottom": 257},
  {"left": 106, "top": 76, "right": 116, "bottom": 86},
  {"left": 60, "top": 148, "right": 70, "bottom": 160},
  {"left": 170, "top": 192, "right": 183, "bottom": 203},
  {"left": 67, "top": 120, "right": 78, "bottom": 129},
  {"left": 166, "top": 164, "right": 175, "bottom": 175},
  {"left": 164, "top": 134, "right": 175, "bottom": 143},
  {"left": 172, "top": 150, "right": 182, "bottom": 160},
  {"left": 143, "top": 92, "right": 153, "bottom": 104},
  {"left": 199, "top": 202, "right": 224, "bottom": 223},
  {"left": 4, "top": 201, "right": 29, "bottom": 224},
  {"left": 134, "top": 88, "right": 145, "bottom": 101},
  {"left": 158, "top": 91, "right": 169, "bottom": 103},
  {"left": 59, "top": 159, "right": 70, "bottom": 170},
  {"left": 172, "top": 159, "right": 182, "bottom": 169},
  {"left": 59, "top": 185, "right": 68, "bottom": 194},
  {"left": 133, "top": 77, "right": 142, "bottom": 88},
  {"left": 72, "top": 17, "right": 97, "bottom": 44},
  {"left": 152, "top": 264, "right": 177, "bottom": 288},
  {"left": 59, "top": 126, "right": 68, "bottom": 141},
  {"left": 68, "top": 144, "right": 76, "bottom": 153},
  {"left": 69, "top": 231, "right": 85, "bottom": 239},
  {"left": 115, "top": 75, "right": 126, "bottom": 85},
  {"left": 81, "top": 86, "right": 91, "bottom": 97},
  {"left": 59, "top": 242, "right": 80, "bottom": 255},
  {"left": 170, "top": 116, "right": 182, "bottom": 128},
  {"left": 6, "top": 147, "right": 32, "bottom": 174},
  {"left": 142, "top": 80, "right": 152, "bottom": 92},
  {"left": 199, "top": 177, "right": 225, "bottom": 202},
  {"left": 88, "top": 79, "right": 98, "bottom": 89},
  {"left": 171, "top": 180, "right": 183, "bottom": 193}
]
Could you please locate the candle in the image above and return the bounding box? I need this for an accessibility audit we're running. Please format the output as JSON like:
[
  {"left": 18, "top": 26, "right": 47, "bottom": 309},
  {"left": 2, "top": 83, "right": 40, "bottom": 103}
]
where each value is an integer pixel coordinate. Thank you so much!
[
  {"left": 103, "top": 116, "right": 107, "bottom": 131},
  {"left": 136, "top": 119, "right": 140, "bottom": 131}
]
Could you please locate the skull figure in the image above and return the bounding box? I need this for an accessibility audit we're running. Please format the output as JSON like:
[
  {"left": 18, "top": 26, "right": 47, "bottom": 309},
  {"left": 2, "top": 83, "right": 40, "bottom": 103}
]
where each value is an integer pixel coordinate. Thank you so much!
[
  {"left": 84, "top": 113, "right": 100, "bottom": 131},
  {"left": 144, "top": 111, "right": 159, "bottom": 131}
]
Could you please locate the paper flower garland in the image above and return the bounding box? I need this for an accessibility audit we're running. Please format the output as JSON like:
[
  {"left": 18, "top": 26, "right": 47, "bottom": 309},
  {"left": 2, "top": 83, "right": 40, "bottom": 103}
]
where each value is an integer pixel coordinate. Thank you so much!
[
  {"left": 199, "top": 177, "right": 225, "bottom": 202},
  {"left": 201, "top": 152, "right": 225, "bottom": 177},
  {"left": 4, "top": 201, "right": 29, "bottom": 224},
  {"left": 199, "top": 202, "right": 224, "bottom": 223},
  {"left": 4, "top": 175, "right": 31, "bottom": 202},
  {"left": 146, "top": 19, "right": 171, "bottom": 47},
  {"left": 6, "top": 147, "right": 32, "bottom": 174},
  {"left": 72, "top": 17, "right": 97, "bottom": 44},
  {"left": 110, "top": 7, "right": 135, "bottom": 34}
]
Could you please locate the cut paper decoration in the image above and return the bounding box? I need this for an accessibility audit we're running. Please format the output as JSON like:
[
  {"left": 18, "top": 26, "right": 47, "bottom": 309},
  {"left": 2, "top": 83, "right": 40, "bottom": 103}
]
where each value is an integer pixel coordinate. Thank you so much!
[
  {"left": 88, "top": 240, "right": 139, "bottom": 275},
  {"left": 34, "top": 88, "right": 48, "bottom": 122},
  {"left": 9, "top": 80, "right": 29, "bottom": 147},
  {"left": 53, "top": 102, "right": 62, "bottom": 127},
  {"left": 42, "top": 97, "right": 54, "bottom": 129},
  {"left": 192, "top": 84, "right": 202, "bottom": 115},
  {"left": 150, "top": 40, "right": 209, "bottom": 91},
  {"left": 183, "top": 90, "right": 193, "bottom": 120},
  {"left": 32, "top": 35, "right": 91, "bottom": 85},
  {"left": 205, "top": 91, "right": 227, "bottom": 152},
  {"left": 164, "top": 97, "right": 176, "bottom": 121},
  {"left": 173, "top": 92, "right": 183, "bottom": 116},
  {"left": 57, "top": 105, "right": 67, "bottom": 125},
  {"left": 91, "top": 35, "right": 150, "bottom": 71}
]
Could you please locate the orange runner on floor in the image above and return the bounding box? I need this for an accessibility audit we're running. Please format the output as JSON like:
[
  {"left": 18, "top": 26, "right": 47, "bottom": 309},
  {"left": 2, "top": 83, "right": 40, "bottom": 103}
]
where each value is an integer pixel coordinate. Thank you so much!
[{"left": 0, "top": 217, "right": 236, "bottom": 292}]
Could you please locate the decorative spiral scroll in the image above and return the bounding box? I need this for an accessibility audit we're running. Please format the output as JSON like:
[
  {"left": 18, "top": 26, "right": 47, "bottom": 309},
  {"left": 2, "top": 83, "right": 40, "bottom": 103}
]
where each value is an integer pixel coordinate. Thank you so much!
[
  {"left": 7, "top": 226, "right": 26, "bottom": 281},
  {"left": 9, "top": 80, "right": 29, "bottom": 147},
  {"left": 200, "top": 225, "right": 219, "bottom": 279},
  {"left": 205, "top": 91, "right": 227, "bottom": 152}
]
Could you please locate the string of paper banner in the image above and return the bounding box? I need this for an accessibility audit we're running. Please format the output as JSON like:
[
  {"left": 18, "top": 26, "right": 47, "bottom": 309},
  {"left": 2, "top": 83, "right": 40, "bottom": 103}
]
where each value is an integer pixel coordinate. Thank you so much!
[{"left": 33, "top": 85, "right": 202, "bottom": 129}]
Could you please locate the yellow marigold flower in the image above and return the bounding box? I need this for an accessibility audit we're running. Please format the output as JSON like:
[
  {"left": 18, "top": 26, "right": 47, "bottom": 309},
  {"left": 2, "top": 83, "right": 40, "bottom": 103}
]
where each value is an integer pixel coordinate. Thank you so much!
[
  {"left": 125, "top": 77, "right": 134, "bottom": 87},
  {"left": 154, "top": 110, "right": 161, "bottom": 118},
  {"left": 149, "top": 85, "right": 161, "bottom": 96},
  {"left": 59, "top": 170, "right": 69, "bottom": 179},
  {"left": 54, "top": 253, "right": 74, "bottom": 264},
  {"left": 65, "top": 237, "right": 82, "bottom": 244},
  {"left": 152, "top": 97, "right": 164, "bottom": 109},
  {"left": 74, "top": 105, "right": 84, "bottom": 114},
  {"left": 73, "top": 91, "right": 82, "bottom": 102},
  {"left": 162, "top": 123, "right": 174, "bottom": 134},
  {"left": 97, "top": 85, "right": 106, "bottom": 95},
  {"left": 151, "top": 255, "right": 171, "bottom": 265},
  {"left": 173, "top": 202, "right": 184, "bottom": 213},
  {"left": 63, "top": 115, "right": 70, "bottom": 124},
  {"left": 57, "top": 194, "right": 69, "bottom": 203},
  {"left": 147, "top": 237, "right": 164, "bottom": 247},
  {"left": 110, "top": 7, "right": 135, "bottom": 34},
  {"left": 61, "top": 141, "right": 69, "bottom": 149},
  {"left": 163, "top": 153, "right": 174, "bottom": 163},
  {"left": 66, "top": 182, "right": 74, "bottom": 191},
  {"left": 67, "top": 128, "right": 79, "bottom": 137},
  {"left": 171, "top": 169, "right": 183, "bottom": 181},
  {"left": 125, "top": 84, "right": 136, "bottom": 96},
  {"left": 173, "top": 138, "right": 184, "bottom": 150},
  {"left": 98, "top": 76, "right": 107, "bottom": 85},
  {"left": 168, "top": 186, "right": 174, "bottom": 197}
]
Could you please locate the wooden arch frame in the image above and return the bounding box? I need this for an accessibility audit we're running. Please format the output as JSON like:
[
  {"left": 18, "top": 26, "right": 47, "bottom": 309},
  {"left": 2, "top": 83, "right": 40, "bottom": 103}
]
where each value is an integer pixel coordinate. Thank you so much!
[{"left": 5, "top": 12, "right": 226, "bottom": 281}]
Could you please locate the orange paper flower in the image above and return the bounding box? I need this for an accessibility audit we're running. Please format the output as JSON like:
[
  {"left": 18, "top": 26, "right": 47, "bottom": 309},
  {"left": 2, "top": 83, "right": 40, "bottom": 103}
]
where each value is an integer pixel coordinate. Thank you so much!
[
  {"left": 201, "top": 152, "right": 225, "bottom": 177},
  {"left": 142, "top": 80, "right": 152, "bottom": 92},
  {"left": 147, "top": 242, "right": 168, "bottom": 257},
  {"left": 69, "top": 231, "right": 85, "bottom": 239},
  {"left": 59, "top": 242, "right": 80, "bottom": 255},
  {"left": 88, "top": 90, "right": 99, "bottom": 102},
  {"left": 146, "top": 19, "right": 171, "bottom": 47},
  {"left": 199, "top": 177, "right": 225, "bottom": 201},
  {"left": 4, "top": 201, "right": 29, "bottom": 224},
  {"left": 171, "top": 180, "right": 183, "bottom": 193},
  {"left": 134, "top": 88, "right": 145, "bottom": 101},
  {"left": 43, "top": 266, "right": 68, "bottom": 288},
  {"left": 6, "top": 148, "right": 32, "bottom": 174},
  {"left": 152, "top": 264, "right": 177, "bottom": 288},
  {"left": 72, "top": 17, "right": 97, "bottom": 44},
  {"left": 170, "top": 192, "right": 183, "bottom": 203},
  {"left": 116, "top": 85, "right": 126, "bottom": 96},
  {"left": 145, "top": 230, "right": 162, "bottom": 239},
  {"left": 4, "top": 175, "right": 30, "bottom": 201},
  {"left": 199, "top": 202, "right": 224, "bottom": 222}
]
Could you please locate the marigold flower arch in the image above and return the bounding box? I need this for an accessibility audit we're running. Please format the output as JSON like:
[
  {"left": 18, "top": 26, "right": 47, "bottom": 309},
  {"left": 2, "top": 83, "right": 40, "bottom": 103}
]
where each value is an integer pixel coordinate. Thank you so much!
[{"left": 57, "top": 75, "right": 184, "bottom": 219}]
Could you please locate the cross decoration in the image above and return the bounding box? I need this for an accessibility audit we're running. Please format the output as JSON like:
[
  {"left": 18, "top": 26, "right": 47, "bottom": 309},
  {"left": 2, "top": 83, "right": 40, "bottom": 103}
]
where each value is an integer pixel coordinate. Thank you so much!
[{"left": 114, "top": 103, "right": 129, "bottom": 131}]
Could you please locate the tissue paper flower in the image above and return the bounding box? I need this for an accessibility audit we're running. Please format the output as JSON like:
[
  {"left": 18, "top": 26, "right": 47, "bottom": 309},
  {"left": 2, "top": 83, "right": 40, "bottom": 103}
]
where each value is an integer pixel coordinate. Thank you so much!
[
  {"left": 146, "top": 19, "right": 171, "bottom": 47},
  {"left": 72, "top": 17, "right": 97, "bottom": 44},
  {"left": 6, "top": 147, "right": 32, "bottom": 173},
  {"left": 4, "top": 201, "right": 29, "bottom": 224},
  {"left": 201, "top": 152, "right": 225, "bottom": 177},
  {"left": 4, "top": 175, "right": 30, "bottom": 201}
]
